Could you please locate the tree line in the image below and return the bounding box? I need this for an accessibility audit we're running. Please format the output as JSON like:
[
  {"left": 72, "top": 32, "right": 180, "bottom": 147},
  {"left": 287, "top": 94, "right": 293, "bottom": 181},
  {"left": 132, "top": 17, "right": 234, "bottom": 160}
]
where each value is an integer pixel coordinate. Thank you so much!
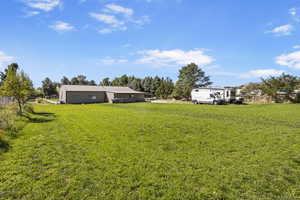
[
  {"left": 41, "top": 63, "right": 212, "bottom": 99},
  {"left": 2, "top": 62, "right": 299, "bottom": 109}
]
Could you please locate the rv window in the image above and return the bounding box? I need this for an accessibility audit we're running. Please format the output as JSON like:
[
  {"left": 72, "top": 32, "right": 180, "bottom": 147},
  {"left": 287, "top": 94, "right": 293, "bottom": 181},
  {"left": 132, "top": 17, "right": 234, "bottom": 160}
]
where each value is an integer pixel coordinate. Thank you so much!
[
  {"left": 231, "top": 90, "right": 236, "bottom": 97},
  {"left": 195, "top": 89, "right": 199, "bottom": 92},
  {"left": 226, "top": 91, "right": 229, "bottom": 97}
]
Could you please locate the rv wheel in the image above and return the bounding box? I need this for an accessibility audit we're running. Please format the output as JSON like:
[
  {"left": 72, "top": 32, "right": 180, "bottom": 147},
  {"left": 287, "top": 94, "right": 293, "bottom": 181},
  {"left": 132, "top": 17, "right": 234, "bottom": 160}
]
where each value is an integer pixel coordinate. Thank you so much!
[{"left": 213, "top": 101, "right": 218, "bottom": 105}]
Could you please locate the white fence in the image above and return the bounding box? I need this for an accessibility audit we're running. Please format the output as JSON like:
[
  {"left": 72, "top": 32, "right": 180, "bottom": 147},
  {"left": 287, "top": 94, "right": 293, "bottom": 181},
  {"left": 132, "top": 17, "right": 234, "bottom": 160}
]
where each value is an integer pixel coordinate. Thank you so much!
[{"left": 0, "top": 96, "right": 14, "bottom": 106}]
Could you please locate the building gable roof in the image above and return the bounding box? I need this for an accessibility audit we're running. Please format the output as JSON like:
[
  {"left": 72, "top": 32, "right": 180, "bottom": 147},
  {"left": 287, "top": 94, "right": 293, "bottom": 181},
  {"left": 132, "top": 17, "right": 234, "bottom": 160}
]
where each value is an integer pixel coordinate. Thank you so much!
[{"left": 60, "top": 85, "right": 144, "bottom": 94}]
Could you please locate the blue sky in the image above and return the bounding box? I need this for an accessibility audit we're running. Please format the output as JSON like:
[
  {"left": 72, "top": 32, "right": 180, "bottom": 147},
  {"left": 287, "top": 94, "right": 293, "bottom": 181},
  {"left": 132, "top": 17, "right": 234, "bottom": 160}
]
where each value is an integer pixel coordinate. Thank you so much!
[{"left": 1, "top": 0, "right": 300, "bottom": 87}]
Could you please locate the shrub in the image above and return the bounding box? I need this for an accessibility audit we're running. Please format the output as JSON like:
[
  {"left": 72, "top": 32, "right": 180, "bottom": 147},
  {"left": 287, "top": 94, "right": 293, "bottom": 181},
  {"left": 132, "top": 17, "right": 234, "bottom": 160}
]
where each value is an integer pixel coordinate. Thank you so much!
[
  {"left": 0, "top": 107, "right": 18, "bottom": 136},
  {"left": 23, "top": 103, "right": 35, "bottom": 114},
  {"left": 36, "top": 98, "right": 43, "bottom": 104},
  {"left": 36, "top": 98, "right": 48, "bottom": 104},
  {"left": 0, "top": 129, "right": 5, "bottom": 142},
  {"left": 294, "top": 93, "right": 300, "bottom": 103}
]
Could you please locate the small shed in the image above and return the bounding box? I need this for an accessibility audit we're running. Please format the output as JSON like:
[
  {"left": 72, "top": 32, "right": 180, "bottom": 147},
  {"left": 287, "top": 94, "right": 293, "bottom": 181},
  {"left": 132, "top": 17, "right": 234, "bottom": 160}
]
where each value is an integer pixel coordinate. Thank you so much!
[{"left": 59, "top": 85, "right": 145, "bottom": 104}]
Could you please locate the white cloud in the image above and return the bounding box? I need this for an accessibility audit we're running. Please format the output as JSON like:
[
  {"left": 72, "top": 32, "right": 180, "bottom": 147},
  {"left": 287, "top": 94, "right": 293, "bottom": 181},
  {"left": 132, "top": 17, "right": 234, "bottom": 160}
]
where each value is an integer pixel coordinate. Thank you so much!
[
  {"left": 90, "top": 13, "right": 120, "bottom": 25},
  {"left": 293, "top": 45, "right": 300, "bottom": 49},
  {"left": 289, "top": 8, "right": 300, "bottom": 22},
  {"left": 103, "top": 4, "right": 150, "bottom": 25},
  {"left": 268, "top": 24, "right": 294, "bottom": 36},
  {"left": 136, "top": 49, "right": 214, "bottom": 67},
  {"left": 209, "top": 69, "right": 284, "bottom": 79},
  {"left": 290, "top": 8, "right": 297, "bottom": 16},
  {"left": 241, "top": 69, "right": 284, "bottom": 78},
  {"left": 131, "top": 15, "right": 151, "bottom": 25},
  {"left": 97, "top": 57, "right": 128, "bottom": 65},
  {"left": 23, "top": 0, "right": 61, "bottom": 12},
  {"left": 122, "top": 43, "right": 132, "bottom": 48},
  {"left": 0, "top": 51, "right": 14, "bottom": 68},
  {"left": 104, "top": 4, "right": 134, "bottom": 17},
  {"left": 89, "top": 4, "right": 150, "bottom": 34},
  {"left": 89, "top": 13, "right": 126, "bottom": 31},
  {"left": 276, "top": 50, "right": 300, "bottom": 69},
  {"left": 49, "top": 21, "right": 74, "bottom": 31},
  {"left": 24, "top": 10, "right": 40, "bottom": 17},
  {"left": 98, "top": 28, "right": 113, "bottom": 34}
]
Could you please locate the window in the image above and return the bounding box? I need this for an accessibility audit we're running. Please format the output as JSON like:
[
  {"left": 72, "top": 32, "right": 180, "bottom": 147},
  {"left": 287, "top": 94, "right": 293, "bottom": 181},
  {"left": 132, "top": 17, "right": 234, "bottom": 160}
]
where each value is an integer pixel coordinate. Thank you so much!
[
  {"left": 226, "top": 91, "right": 229, "bottom": 97},
  {"left": 195, "top": 89, "right": 199, "bottom": 92},
  {"left": 88, "top": 95, "right": 97, "bottom": 100},
  {"left": 231, "top": 90, "right": 236, "bottom": 97}
]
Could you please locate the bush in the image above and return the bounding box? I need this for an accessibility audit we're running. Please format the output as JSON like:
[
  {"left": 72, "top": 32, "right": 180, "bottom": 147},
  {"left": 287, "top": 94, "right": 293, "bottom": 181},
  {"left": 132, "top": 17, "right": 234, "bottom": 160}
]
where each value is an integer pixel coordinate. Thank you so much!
[
  {"left": 294, "top": 93, "right": 300, "bottom": 103},
  {"left": 36, "top": 98, "right": 48, "bottom": 104},
  {"left": 23, "top": 104, "right": 35, "bottom": 114},
  {"left": 0, "top": 129, "right": 5, "bottom": 142},
  {"left": 36, "top": 98, "right": 43, "bottom": 104},
  {"left": 0, "top": 107, "right": 18, "bottom": 136}
]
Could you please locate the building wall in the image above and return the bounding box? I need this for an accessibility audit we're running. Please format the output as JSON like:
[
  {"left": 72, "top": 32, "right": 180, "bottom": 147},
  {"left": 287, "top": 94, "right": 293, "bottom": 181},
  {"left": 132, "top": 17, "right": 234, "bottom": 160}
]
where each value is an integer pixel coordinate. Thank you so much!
[
  {"left": 59, "top": 89, "right": 66, "bottom": 102},
  {"left": 134, "top": 93, "right": 145, "bottom": 99},
  {"left": 114, "top": 93, "right": 145, "bottom": 99},
  {"left": 62, "top": 90, "right": 145, "bottom": 104},
  {"left": 112, "top": 93, "right": 145, "bottom": 103},
  {"left": 66, "top": 91, "right": 106, "bottom": 104}
]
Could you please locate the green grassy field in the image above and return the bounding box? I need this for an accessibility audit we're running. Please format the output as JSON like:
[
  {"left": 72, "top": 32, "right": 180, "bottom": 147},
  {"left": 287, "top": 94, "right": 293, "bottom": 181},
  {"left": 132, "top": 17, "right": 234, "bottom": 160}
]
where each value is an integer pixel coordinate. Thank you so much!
[{"left": 1, "top": 103, "right": 300, "bottom": 199}]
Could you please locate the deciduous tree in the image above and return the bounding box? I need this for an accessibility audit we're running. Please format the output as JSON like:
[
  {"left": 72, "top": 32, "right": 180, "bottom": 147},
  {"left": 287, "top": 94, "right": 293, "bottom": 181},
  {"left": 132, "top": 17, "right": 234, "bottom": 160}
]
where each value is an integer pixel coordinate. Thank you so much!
[
  {"left": 0, "top": 63, "right": 18, "bottom": 85},
  {"left": 61, "top": 76, "right": 71, "bottom": 85},
  {"left": 42, "top": 77, "right": 58, "bottom": 97},
  {"left": 261, "top": 73, "right": 300, "bottom": 102},
  {"left": 100, "top": 78, "right": 111, "bottom": 86},
  {"left": 0, "top": 63, "right": 33, "bottom": 114}
]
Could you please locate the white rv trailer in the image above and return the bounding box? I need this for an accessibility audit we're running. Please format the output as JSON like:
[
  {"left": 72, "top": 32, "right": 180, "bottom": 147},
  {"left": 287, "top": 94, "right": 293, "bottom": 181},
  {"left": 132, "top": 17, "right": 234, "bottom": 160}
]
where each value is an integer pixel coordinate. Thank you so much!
[{"left": 191, "top": 87, "right": 243, "bottom": 105}]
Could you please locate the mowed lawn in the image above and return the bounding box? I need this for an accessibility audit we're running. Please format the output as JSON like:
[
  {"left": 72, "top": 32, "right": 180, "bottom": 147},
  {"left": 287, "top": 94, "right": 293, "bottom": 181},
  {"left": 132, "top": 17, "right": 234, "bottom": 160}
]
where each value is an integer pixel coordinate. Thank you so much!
[{"left": 1, "top": 103, "right": 300, "bottom": 199}]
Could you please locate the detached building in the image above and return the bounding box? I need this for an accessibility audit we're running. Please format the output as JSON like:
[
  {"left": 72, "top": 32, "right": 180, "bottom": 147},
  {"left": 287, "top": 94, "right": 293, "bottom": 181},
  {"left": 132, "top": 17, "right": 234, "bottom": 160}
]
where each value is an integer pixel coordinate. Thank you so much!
[{"left": 59, "top": 85, "right": 145, "bottom": 104}]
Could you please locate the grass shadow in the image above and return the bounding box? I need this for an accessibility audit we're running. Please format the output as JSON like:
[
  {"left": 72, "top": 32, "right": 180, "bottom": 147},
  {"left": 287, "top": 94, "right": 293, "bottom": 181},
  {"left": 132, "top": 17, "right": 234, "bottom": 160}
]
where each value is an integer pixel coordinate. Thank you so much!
[
  {"left": 33, "top": 112, "right": 56, "bottom": 117},
  {"left": 27, "top": 117, "right": 55, "bottom": 123},
  {"left": 23, "top": 112, "right": 56, "bottom": 124},
  {"left": 0, "top": 139, "right": 10, "bottom": 153}
]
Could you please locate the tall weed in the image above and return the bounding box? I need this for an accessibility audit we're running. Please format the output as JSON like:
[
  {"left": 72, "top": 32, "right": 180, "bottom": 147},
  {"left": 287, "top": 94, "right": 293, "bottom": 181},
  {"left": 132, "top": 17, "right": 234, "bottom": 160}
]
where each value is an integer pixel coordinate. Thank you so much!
[{"left": 0, "top": 106, "right": 18, "bottom": 136}]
